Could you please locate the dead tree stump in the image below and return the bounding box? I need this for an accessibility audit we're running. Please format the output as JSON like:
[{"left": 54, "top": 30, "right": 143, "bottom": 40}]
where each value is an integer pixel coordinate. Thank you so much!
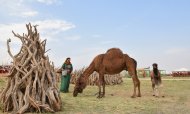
[{"left": 0, "top": 23, "right": 62, "bottom": 114}]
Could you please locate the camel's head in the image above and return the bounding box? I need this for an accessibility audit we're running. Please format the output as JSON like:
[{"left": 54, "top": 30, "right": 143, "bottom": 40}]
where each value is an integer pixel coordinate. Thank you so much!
[{"left": 73, "top": 76, "right": 87, "bottom": 97}]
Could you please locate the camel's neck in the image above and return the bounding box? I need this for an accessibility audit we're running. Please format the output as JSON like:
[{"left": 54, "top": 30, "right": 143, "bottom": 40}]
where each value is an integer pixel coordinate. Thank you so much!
[{"left": 83, "top": 62, "right": 95, "bottom": 79}]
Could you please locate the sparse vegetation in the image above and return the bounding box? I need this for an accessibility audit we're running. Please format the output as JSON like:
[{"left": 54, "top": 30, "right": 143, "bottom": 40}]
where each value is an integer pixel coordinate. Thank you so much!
[
  {"left": 1, "top": 76, "right": 189, "bottom": 114},
  {"left": 58, "top": 77, "right": 190, "bottom": 114}
]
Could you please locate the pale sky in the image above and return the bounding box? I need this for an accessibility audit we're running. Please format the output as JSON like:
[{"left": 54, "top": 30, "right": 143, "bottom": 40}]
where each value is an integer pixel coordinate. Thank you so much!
[{"left": 0, "top": 0, "right": 190, "bottom": 72}]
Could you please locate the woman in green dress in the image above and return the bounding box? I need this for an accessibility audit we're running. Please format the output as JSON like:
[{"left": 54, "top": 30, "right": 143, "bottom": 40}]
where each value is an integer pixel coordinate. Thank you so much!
[{"left": 60, "top": 57, "right": 73, "bottom": 93}]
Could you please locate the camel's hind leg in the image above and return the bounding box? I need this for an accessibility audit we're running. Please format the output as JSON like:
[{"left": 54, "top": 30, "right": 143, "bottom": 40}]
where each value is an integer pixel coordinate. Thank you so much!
[
  {"left": 127, "top": 58, "right": 141, "bottom": 98},
  {"left": 131, "top": 75, "right": 141, "bottom": 98},
  {"left": 136, "top": 77, "right": 141, "bottom": 97}
]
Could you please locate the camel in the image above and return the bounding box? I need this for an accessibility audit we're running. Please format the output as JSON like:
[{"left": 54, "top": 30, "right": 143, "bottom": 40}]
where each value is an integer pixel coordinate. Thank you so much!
[{"left": 73, "top": 48, "right": 141, "bottom": 98}]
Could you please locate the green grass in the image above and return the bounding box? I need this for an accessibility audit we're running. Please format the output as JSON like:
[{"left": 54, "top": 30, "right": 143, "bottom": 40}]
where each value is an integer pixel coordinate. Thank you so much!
[
  {"left": 58, "top": 77, "right": 190, "bottom": 114},
  {"left": 0, "top": 77, "right": 7, "bottom": 112},
  {"left": 0, "top": 77, "right": 190, "bottom": 114},
  {"left": 0, "top": 77, "right": 7, "bottom": 90}
]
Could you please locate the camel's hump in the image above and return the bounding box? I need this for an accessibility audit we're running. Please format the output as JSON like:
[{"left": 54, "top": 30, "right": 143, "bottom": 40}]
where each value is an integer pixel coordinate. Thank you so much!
[
  {"left": 105, "top": 48, "right": 124, "bottom": 58},
  {"left": 106, "top": 48, "right": 123, "bottom": 54}
]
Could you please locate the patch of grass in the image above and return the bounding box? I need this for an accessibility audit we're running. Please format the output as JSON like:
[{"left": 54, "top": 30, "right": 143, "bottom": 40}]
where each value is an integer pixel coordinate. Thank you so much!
[
  {"left": 0, "top": 77, "right": 190, "bottom": 114},
  {"left": 0, "top": 77, "right": 7, "bottom": 112},
  {"left": 0, "top": 77, "right": 7, "bottom": 90},
  {"left": 58, "top": 78, "right": 190, "bottom": 114}
]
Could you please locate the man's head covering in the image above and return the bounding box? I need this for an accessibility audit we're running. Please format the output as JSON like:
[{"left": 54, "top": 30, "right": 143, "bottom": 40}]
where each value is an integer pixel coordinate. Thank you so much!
[{"left": 152, "top": 63, "right": 158, "bottom": 68}]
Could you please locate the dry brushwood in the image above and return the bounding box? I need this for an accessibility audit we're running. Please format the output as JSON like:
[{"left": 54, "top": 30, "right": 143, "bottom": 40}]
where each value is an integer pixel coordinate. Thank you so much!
[
  {"left": 0, "top": 23, "right": 62, "bottom": 114},
  {"left": 70, "top": 67, "right": 123, "bottom": 85}
]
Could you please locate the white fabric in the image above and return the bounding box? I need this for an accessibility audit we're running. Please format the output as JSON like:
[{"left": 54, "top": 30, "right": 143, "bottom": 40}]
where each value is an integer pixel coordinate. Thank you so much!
[{"left": 62, "top": 70, "right": 67, "bottom": 75}]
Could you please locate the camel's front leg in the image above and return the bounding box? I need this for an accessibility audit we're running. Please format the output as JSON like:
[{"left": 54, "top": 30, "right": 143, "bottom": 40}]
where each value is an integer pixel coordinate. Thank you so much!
[
  {"left": 97, "top": 79, "right": 102, "bottom": 98},
  {"left": 102, "top": 75, "right": 106, "bottom": 97},
  {"left": 97, "top": 73, "right": 105, "bottom": 98}
]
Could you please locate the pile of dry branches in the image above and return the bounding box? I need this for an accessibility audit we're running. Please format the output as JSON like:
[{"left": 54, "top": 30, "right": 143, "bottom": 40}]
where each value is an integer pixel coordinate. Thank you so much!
[
  {"left": 70, "top": 67, "right": 123, "bottom": 85},
  {"left": 0, "top": 23, "right": 61, "bottom": 114}
]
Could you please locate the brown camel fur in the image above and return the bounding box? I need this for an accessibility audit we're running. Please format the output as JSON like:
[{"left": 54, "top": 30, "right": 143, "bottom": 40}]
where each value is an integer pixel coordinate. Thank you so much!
[{"left": 73, "top": 48, "right": 141, "bottom": 98}]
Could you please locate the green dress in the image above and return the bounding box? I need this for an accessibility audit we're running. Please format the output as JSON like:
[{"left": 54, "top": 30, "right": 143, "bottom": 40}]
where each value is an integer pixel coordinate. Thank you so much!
[{"left": 60, "top": 63, "right": 73, "bottom": 92}]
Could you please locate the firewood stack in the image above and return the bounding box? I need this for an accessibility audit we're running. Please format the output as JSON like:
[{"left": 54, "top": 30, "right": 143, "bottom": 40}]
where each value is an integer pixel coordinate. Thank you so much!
[
  {"left": 0, "top": 23, "right": 62, "bottom": 114},
  {"left": 71, "top": 68, "right": 123, "bottom": 85},
  {"left": 70, "top": 67, "right": 86, "bottom": 84}
]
